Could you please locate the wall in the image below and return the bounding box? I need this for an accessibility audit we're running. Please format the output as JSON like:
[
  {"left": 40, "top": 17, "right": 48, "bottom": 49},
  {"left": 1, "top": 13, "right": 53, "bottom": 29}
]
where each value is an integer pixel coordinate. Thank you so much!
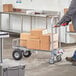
[{"left": 2, "top": 0, "right": 59, "bottom": 11}]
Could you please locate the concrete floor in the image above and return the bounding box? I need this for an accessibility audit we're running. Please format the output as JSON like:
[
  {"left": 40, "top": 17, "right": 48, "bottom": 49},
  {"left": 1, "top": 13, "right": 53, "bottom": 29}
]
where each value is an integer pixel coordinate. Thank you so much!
[{"left": 3, "top": 37, "right": 76, "bottom": 76}]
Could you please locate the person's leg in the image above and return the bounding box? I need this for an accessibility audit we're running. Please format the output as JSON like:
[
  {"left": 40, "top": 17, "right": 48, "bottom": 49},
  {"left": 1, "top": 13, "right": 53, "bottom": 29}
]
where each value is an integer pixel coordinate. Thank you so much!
[
  {"left": 66, "top": 51, "right": 76, "bottom": 62},
  {"left": 72, "top": 51, "right": 76, "bottom": 61},
  {"left": 72, "top": 51, "right": 76, "bottom": 66}
]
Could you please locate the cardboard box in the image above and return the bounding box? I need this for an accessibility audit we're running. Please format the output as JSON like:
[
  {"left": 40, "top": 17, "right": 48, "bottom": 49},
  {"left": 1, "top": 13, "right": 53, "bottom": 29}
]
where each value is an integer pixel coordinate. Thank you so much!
[
  {"left": 31, "top": 29, "right": 43, "bottom": 36},
  {"left": 3, "top": 4, "right": 13, "bottom": 12},
  {"left": 30, "top": 35, "right": 40, "bottom": 39},
  {"left": 40, "top": 33, "right": 58, "bottom": 41},
  {"left": 69, "top": 24, "right": 74, "bottom": 32},
  {"left": 20, "top": 33, "right": 30, "bottom": 40},
  {"left": 20, "top": 39, "right": 27, "bottom": 47},
  {"left": 20, "top": 33, "right": 30, "bottom": 47},
  {"left": 13, "top": 8, "right": 22, "bottom": 12},
  {"left": 40, "top": 34, "right": 50, "bottom": 51},
  {"left": 27, "top": 39, "right": 40, "bottom": 50},
  {"left": 20, "top": 32, "right": 58, "bottom": 50},
  {"left": 40, "top": 40, "right": 50, "bottom": 51},
  {"left": 40, "top": 34, "right": 58, "bottom": 51}
]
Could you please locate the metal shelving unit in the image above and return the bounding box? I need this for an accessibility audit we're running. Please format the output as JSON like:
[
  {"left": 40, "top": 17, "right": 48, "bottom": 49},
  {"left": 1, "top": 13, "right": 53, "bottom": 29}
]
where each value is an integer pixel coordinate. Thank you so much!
[{"left": 0, "top": 11, "right": 60, "bottom": 33}]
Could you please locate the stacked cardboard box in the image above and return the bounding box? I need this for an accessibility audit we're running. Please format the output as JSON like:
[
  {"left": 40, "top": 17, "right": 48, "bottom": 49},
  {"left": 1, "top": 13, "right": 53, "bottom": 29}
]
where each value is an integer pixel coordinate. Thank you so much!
[
  {"left": 27, "top": 29, "right": 43, "bottom": 50},
  {"left": 20, "top": 29, "right": 59, "bottom": 51},
  {"left": 27, "top": 39, "right": 40, "bottom": 50},
  {"left": 3, "top": 4, "right": 13, "bottom": 12},
  {"left": 30, "top": 29, "right": 43, "bottom": 38},
  {"left": 13, "top": 8, "right": 22, "bottom": 12},
  {"left": 20, "top": 33, "right": 30, "bottom": 47},
  {"left": 40, "top": 34, "right": 50, "bottom": 50}
]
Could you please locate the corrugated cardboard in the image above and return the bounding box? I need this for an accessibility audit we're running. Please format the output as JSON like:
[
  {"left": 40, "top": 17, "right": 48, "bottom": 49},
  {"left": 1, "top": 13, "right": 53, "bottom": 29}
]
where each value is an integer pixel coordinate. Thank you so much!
[
  {"left": 40, "top": 34, "right": 50, "bottom": 51},
  {"left": 40, "top": 40, "right": 50, "bottom": 51},
  {"left": 30, "top": 35, "right": 40, "bottom": 39},
  {"left": 20, "top": 39, "right": 27, "bottom": 47},
  {"left": 20, "top": 31, "right": 59, "bottom": 50},
  {"left": 27, "top": 39, "right": 40, "bottom": 50},
  {"left": 40, "top": 34, "right": 58, "bottom": 51},
  {"left": 3, "top": 4, "right": 13, "bottom": 12},
  {"left": 31, "top": 29, "right": 43, "bottom": 36},
  {"left": 40, "top": 34, "right": 50, "bottom": 40},
  {"left": 20, "top": 33, "right": 30, "bottom": 47},
  {"left": 13, "top": 8, "right": 22, "bottom": 12},
  {"left": 20, "top": 33, "right": 30, "bottom": 40}
]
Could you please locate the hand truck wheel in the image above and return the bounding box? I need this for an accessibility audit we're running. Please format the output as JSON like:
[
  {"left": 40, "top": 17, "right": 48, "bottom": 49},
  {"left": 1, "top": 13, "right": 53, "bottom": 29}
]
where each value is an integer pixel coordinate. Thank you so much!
[
  {"left": 56, "top": 55, "right": 62, "bottom": 62},
  {"left": 23, "top": 50, "right": 31, "bottom": 57},
  {"left": 49, "top": 56, "right": 55, "bottom": 64},
  {"left": 12, "top": 49, "right": 22, "bottom": 60},
  {"left": 49, "top": 59, "right": 55, "bottom": 64}
]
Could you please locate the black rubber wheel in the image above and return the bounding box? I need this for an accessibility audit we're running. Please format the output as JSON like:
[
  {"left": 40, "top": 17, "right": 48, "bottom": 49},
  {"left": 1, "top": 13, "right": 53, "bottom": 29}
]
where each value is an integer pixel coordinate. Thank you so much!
[
  {"left": 56, "top": 55, "right": 62, "bottom": 62},
  {"left": 23, "top": 50, "right": 31, "bottom": 57},
  {"left": 12, "top": 49, "right": 22, "bottom": 60}
]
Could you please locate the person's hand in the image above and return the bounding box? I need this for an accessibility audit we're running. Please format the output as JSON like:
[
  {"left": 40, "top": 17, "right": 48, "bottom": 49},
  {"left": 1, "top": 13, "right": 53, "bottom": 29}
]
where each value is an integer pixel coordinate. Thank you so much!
[
  {"left": 54, "top": 22, "right": 69, "bottom": 28},
  {"left": 61, "top": 22, "right": 68, "bottom": 26}
]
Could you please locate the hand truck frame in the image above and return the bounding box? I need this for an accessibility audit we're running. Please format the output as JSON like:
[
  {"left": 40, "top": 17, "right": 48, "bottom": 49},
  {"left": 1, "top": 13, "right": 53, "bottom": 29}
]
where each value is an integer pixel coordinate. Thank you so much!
[{"left": 12, "top": 16, "right": 64, "bottom": 64}]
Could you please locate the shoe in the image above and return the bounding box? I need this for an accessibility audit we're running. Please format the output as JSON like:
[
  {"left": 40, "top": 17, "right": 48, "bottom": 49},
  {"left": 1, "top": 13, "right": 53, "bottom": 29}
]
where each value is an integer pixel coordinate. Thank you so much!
[
  {"left": 65, "top": 57, "right": 74, "bottom": 62},
  {"left": 72, "top": 62, "right": 76, "bottom": 66}
]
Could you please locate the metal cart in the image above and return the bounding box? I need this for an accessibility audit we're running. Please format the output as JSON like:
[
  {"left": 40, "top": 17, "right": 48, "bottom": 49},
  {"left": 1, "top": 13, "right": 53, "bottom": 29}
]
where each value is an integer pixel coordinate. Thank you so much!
[{"left": 12, "top": 16, "right": 64, "bottom": 64}]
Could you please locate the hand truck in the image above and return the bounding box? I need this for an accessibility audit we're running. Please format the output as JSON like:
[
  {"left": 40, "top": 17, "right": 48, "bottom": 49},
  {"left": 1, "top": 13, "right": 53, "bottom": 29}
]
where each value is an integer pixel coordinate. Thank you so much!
[{"left": 12, "top": 16, "right": 64, "bottom": 64}]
